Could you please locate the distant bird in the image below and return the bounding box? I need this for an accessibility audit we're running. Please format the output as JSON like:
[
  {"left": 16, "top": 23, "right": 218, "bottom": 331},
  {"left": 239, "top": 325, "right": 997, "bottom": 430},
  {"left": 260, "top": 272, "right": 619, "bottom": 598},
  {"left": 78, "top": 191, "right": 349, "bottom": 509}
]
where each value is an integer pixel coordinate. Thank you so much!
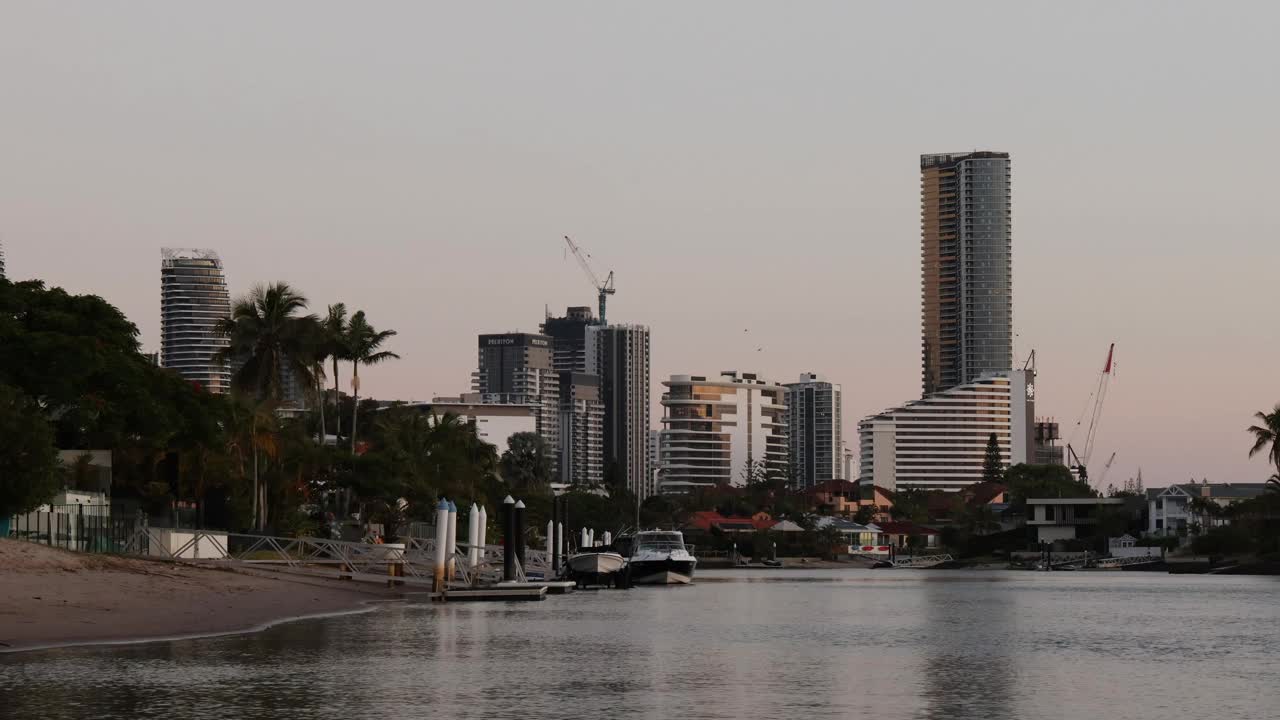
[{"left": 757, "top": 347, "right": 763, "bottom": 352}]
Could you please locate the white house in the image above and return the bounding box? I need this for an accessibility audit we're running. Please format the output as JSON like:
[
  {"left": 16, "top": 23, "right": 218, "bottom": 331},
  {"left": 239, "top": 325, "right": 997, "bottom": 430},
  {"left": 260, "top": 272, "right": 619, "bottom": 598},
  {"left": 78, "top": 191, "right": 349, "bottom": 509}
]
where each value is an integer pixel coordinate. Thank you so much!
[
  {"left": 1146, "top": 482, "right": 1269, "bottom": 536},
  {"left": 1026, "top": 497, "right": 1128, "bottom": 543}
]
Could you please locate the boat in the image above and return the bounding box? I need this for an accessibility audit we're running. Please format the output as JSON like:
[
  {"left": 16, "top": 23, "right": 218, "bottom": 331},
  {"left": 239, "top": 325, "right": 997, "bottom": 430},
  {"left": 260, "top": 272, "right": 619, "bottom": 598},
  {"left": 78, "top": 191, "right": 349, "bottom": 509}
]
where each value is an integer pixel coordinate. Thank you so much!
[
  {"left": 565, "top": 548, "right": 628, "bottom": 587},
  {"left": 626, "top": 530, "right": 697, "bottom": 585}
]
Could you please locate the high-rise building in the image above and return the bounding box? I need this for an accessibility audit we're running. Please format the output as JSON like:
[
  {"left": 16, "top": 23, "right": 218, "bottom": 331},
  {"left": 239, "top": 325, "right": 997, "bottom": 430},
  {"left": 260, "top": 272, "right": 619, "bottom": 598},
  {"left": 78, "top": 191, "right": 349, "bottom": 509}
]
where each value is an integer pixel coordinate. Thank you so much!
[
  {"left": 858, "top": 370, "right": 1035, "bottom": 493},
  {"left": 920, "top": 151, "right": 1013, "bottom": 396},
  {"left": 0, "top": 238, "right": 6, "bottom": 279},
  {"left": 558, "top": 372, "right": 604, "bottom": 485},
  {"left": 586, "top": 324, "right": 652, "bottom": 499},
  {"left": 160, "top": 248, "right": 231, "bottom": 394},
  {"left": 658, "top": 371, "right": 788, "bottom": 494},
  {"left": 784, "top": 373, "right": 844, "bottom": 488},
  {"left": 472, "top": 333, "right": 560, "bottom": 472},
  {"left": 541, "top": 306, "right": 596, "bottom": 373}
]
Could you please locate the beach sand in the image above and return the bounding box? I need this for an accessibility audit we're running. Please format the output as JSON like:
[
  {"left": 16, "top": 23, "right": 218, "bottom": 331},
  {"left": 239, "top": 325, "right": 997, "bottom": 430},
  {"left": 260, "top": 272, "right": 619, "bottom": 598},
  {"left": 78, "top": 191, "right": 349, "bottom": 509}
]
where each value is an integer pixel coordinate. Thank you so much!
[{"left": 0, "top": 539, "right": 399, "bottom": 652}]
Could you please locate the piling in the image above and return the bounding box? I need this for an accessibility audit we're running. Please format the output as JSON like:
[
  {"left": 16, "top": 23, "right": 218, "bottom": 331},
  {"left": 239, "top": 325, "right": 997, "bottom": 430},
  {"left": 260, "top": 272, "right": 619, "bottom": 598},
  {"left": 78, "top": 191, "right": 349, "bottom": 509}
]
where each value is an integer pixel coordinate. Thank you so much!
[
  {"left": 502, "top": 495, "right": 516, "bottom": 582},
  {"left": 546, "top": 520, "right": 554, "bottom": 561},
  {"left": 478, "top": 506, "right": 488, "bottom": 564},
  {"left": 602, "top": 531, "right": 612, "bottom": 547},
  {"left": 552, "top": 497, "right": 563, "bottom": 574},
  {"left": 433, "top": 499, "right": 449, "bottom": 599},
  {"left": 446, "top": 501, "right": 458, "bottom": 581},
  {"left": 467, "top": 503, "right": 480, "bottom": 570},
  {"left": 514, "top": 500, "right": 527, "bottom": 574},
  {"left": 580, "top": 527, "right": 589, "bottom": 549}
]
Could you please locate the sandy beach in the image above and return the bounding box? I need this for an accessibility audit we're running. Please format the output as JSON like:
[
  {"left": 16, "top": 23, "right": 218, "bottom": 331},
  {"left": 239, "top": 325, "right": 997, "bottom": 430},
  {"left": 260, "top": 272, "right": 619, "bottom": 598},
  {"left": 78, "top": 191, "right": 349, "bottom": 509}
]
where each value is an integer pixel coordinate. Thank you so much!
[{"left": 0, "top": 539, "right": 399, "bottom": 652}]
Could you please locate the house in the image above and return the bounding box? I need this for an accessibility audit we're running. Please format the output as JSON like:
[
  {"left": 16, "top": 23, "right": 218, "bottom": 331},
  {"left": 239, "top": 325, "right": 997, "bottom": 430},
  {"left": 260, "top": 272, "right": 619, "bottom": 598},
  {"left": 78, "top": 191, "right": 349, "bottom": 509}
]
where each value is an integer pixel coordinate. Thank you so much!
[
  {"left": 687, "top": 510, "right": 777, "bottom": 534},
  {"left": 871, "top": 521, "right": 941, "bottom": 549},
  {"left": 812, "top": 516, "right": 879, "bottom": 547},
  {"left": 804, "top": 480, "right": 860, "bottom": 515},
  {"left": 857, "top": 484, "right": 895, "bottom": 522},
  {"left": 1146, "top": 482, "right": 1270, "bottom": 536},
  {"left": 1026, "top": 497, "right": 1128, "bottom": 543}
]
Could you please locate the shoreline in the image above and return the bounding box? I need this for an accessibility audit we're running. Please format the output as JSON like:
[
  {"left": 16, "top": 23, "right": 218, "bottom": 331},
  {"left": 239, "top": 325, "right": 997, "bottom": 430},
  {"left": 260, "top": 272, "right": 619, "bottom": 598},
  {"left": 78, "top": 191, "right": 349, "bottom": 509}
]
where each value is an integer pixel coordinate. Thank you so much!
[{"left": 0, "top": 539, "right": 402, "bottom": 654}]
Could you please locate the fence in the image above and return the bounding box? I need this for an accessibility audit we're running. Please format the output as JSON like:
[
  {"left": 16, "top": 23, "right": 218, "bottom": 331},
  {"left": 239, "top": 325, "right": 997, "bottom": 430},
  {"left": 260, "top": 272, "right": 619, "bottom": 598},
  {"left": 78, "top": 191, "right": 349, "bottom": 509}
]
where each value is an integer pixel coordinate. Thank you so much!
[{"left": 9, "top": 505, "right": 146, "bottom": 555}]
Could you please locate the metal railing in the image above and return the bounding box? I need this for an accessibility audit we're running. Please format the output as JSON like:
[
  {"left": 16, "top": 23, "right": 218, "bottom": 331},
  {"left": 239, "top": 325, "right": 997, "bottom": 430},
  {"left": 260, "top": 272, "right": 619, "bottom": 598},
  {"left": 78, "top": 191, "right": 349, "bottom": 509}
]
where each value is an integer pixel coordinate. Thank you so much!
[{"left": 8, "top": 507, "right": 145, "bottom": 555}]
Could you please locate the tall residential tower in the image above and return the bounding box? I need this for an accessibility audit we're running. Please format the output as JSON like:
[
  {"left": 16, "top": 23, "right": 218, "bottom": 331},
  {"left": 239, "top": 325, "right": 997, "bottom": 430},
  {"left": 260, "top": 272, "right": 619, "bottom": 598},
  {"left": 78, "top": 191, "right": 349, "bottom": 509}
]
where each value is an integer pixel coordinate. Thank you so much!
[
  {"left": 920, "top": 152, "right": 1012, "bottom": 396},
  {"left": 472, "top": 333, "right": 561, "bottom": 473},
  {"left": 586, "top": 324, "right": 652, "bottom": 499},
  {"left": 784, "top": 373, "right": 844, "bottom": 488},
  {"left": 160, "top": 248, "right": 231, "bottom": 393}
]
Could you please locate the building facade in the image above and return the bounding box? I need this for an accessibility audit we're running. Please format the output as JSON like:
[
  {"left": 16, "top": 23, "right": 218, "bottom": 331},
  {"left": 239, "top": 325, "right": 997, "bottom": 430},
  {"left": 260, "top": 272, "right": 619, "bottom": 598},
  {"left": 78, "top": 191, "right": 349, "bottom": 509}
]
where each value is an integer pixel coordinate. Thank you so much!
[
  {"left": 541, "top": 306, "right": 596, "bottom": 373},
  {"left": 784, "top": 373, "right": 844, "bottom": 488},
  {"left": 160, "top": 248, "right": 231, "bottom": 394},
  {"left": 402, "top": 395, "right": 537, "bottom": 455},
  {"left": 1146, "top": 482, "right": 1269, "bottom": 536},
  {"left": 472, "top": 333, "right": 560, "bottom": 471},
  {"left": 0, "top": 237, "right": 6, "bottom": 279},
  {"left": 920, "top": 151, "right": 1013, "bottom": 396},
  {"left": 557, "top": 372, "right": 604, "bottom": 486},
  {"left": 858, "top": 370, "right": 1034, "bottom": 493},
  {"left": 658, "top": 371, "right": 788, "bottom": 494},
  {"left": 586, "top": 324, "right": 652, "bottom": 499}
]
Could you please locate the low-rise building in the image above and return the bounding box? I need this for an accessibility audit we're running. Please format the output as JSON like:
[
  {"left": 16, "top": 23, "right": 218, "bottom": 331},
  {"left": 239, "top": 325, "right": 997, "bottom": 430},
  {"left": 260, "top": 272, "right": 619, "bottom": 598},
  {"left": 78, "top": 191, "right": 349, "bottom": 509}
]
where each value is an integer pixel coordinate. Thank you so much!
[
  {"left": 400, "top": 395, "right": 537, "bottom": 455},
  {"left": 1145, "top": 482, "right": 1270, "bottom": 536},
  {"left": 1026, "top": 497, "right": 1127, "bottom": 543}
]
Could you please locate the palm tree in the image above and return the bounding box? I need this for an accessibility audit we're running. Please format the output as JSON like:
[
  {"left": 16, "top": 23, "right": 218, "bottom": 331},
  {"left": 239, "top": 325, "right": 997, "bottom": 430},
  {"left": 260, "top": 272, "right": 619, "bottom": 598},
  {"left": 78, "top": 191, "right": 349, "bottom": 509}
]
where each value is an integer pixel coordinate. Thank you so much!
[
  {"left": 216, "top": 283, "right": 320, "bottom": 404},
  {"left": 346, "top": 310, "right": 399, "bottom": 454},
  {"left": 322, "top": 303, "right": 350, "bottom": 440},
  {"left": 225, "top": 395, "right": 280, "bottom": 531},
  {"left": 1267, "top": 473, "right": 1280, "bottom": 495},
  {"left": 1247, "top": 404, "right": 1280, "bottom": 473}
]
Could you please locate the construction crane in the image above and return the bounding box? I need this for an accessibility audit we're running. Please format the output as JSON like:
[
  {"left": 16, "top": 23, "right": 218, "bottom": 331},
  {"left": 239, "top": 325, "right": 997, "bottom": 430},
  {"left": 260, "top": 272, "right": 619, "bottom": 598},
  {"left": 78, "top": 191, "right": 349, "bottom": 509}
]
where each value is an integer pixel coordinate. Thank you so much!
[
  {"left": 563, "top": 235, "right": 616, "bottom": 325},
  {"left": 1066, "top": 343, "right": 1116, "bottom": 485},
  {"left": 1096, "top": 451, "right": 1118, "bottom": 487}
]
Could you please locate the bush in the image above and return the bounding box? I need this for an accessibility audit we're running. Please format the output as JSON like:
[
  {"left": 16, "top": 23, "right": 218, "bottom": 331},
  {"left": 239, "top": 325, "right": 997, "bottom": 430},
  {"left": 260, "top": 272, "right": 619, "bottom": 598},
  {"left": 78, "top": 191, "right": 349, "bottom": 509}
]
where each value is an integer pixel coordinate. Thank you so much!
[{"left": 1191, "top": 526, "right": 1254, "bottom": 556}]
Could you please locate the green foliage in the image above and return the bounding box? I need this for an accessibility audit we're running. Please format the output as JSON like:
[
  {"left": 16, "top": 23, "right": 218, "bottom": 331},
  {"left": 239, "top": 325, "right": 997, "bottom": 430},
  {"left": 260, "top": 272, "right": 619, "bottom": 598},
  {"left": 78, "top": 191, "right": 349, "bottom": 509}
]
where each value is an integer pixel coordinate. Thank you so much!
[
  {"left": 1192, "top": 525, "right": 1256, "bottom": 556},
  {"left": 890, "top": 488, "right": 930, "bottom": 523},
  {"left": 0, "top": 385, "right": 62, "bottom": 515},
  {"left": 982, "top": 433, "right": 1004, "bottom": 483},
  {"left": 500, "top": 432, "right": 554, "bottom": 489},
  {"left": 1246, "top": 405, "right": 1280, "bottom": 472},
  {"left": 216, "top": 282, "right": 320, "bottom": 403},
  {"left": 1002, "top": 464, "right": 1096, "bottom": 506}
]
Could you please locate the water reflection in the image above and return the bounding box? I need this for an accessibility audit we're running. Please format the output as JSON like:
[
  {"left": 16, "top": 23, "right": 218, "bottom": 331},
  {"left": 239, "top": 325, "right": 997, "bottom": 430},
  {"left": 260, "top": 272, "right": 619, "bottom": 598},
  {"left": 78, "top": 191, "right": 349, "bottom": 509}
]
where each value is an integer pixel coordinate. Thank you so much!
[{"left": 2, "top": 571, "right": 1279, "bottom": 720}]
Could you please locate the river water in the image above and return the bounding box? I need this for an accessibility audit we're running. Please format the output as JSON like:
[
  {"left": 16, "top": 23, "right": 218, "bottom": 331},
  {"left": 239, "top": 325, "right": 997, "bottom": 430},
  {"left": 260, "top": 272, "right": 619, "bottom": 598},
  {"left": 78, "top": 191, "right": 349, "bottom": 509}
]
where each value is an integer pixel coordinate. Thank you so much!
[{"left": 3, "top": 569, "right": 1278, "bottom": 720}]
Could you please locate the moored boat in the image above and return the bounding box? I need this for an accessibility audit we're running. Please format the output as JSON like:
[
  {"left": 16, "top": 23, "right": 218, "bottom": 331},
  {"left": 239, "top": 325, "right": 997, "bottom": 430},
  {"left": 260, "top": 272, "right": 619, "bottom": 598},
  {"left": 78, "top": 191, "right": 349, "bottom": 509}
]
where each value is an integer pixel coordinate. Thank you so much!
[{"left": 626, "top": 530, "right": 697, "bottom": 585}]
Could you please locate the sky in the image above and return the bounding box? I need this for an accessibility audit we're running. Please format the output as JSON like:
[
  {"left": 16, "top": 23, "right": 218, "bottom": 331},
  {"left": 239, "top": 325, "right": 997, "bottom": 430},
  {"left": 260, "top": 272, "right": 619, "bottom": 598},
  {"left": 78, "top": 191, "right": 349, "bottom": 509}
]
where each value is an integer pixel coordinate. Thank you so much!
[{"left": 3, "top": 2, "right": 1278, "bottom": 487}]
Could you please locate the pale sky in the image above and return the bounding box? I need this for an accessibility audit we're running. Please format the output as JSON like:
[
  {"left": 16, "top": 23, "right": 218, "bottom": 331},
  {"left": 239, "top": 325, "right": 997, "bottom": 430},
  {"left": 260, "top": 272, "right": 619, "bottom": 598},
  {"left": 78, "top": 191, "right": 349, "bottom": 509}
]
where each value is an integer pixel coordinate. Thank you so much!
[{"left": 3, "top": 2, "right": 1278, "bottom": 487}]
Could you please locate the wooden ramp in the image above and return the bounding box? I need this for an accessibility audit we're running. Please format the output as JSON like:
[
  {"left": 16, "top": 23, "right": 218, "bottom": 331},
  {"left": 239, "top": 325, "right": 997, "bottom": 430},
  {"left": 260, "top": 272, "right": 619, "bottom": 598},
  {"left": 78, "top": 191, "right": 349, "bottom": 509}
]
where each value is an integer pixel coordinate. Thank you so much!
[{"left": 406, "top": 586, "right": 548, "bottom": 602}]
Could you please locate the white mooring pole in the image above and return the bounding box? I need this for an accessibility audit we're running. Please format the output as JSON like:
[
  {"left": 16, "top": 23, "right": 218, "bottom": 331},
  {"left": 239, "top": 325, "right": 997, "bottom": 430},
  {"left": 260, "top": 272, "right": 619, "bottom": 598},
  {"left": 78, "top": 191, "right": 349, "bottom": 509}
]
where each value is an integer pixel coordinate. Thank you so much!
[
  {"left": 433, "top": 499, "right": 449, "bottom": 598},
  {"left": 446, "top": 501, "right": 458, "bottom": 581},
  {"left": 546, "top": 520, "right": 554, "bottom": 560},
  {"left": 468, "top": 503, "right": 480, "bottom": 570},
  {"left": 478, "top": 506, "right": 488, "bottom": 563}
]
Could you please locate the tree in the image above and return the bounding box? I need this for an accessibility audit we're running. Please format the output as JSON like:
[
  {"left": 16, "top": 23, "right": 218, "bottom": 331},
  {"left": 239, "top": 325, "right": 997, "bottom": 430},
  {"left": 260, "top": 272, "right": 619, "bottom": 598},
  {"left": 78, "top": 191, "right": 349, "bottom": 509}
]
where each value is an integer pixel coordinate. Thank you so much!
[
  {"left": 322, "top": 303, "right": 350, "bottom": 439},
  {"left": 345, "top": 310, "right": 399, "bottom": 454},
  {"left": 982, "top": 432, "right": 1004, "bottom": 483},
  {"left": 891, "top": 488, "right": 930, "bottom": 524},
  {"left": 216, "top": 282, "right": 320, "bottom": 404},
  {"left": 1247, "top": 404, "right": 1280, "bottom": 474},
  {"left": 500, "top": 432, "right": 554, "bottom": 489},
  {"left": 0, "top": 385, "right": 61, "bottom": 517},
  {"left": 1002, "top": 464, "right": 1095, "bottom": 507}
]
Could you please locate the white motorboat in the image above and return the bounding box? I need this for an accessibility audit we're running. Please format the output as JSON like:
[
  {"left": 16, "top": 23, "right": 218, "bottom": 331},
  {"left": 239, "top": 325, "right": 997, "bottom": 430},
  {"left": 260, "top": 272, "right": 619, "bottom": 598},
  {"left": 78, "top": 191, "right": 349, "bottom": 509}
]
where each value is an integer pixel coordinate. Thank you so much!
[{"left": 626, "top": 530, "right": 697, "bottom": 585}]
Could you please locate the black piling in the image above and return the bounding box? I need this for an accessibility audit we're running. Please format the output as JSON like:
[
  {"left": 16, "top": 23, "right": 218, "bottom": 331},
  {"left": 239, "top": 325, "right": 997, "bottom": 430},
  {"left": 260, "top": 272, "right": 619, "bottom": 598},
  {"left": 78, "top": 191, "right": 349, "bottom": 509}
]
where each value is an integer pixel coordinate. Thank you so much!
[{"left": 502, "top": 495, "right": 516, "bottom": 582}]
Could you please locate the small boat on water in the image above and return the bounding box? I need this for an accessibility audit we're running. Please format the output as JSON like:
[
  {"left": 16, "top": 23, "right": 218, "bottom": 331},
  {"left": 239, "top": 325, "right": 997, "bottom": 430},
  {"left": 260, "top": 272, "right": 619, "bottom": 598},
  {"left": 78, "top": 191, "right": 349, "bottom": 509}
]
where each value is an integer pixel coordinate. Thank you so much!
[
  {"left": 625, "top": 530, "right": 697, "bottom": 585},
  {"left": 565, "top": 548, "right": 628, "bottom": 587}
]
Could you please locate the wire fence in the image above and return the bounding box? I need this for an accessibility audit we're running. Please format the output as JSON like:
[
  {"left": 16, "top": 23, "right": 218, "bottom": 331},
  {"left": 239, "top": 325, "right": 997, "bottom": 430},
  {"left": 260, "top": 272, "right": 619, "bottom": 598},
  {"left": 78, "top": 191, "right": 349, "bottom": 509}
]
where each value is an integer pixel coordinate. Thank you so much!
[{"left": 8, "top": 505, "right": 147, "bottom": 555}]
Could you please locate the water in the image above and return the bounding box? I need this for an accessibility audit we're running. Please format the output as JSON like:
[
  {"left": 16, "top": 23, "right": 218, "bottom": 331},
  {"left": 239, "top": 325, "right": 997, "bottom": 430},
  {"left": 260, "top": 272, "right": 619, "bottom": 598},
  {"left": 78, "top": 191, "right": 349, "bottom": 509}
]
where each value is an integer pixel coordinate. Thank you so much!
[{"left": 3, "top": 569, "right": 1278, "bottom": 720}]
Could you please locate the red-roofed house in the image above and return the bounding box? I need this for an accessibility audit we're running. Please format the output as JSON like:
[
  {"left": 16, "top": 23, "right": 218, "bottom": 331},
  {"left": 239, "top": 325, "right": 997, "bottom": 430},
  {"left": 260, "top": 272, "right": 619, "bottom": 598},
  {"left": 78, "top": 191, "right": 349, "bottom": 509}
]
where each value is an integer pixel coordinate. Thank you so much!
[
  {"left": 687, "top": 510, "right": 777, "bottom": 534},
  {"left": 804, "top": 480, "right": 860, "bottom": 515}
]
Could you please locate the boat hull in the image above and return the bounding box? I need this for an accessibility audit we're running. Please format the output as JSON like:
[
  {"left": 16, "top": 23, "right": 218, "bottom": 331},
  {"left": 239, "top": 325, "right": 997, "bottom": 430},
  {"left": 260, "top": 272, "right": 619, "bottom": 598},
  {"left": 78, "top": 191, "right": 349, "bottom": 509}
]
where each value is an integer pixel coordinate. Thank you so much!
[
  {"left": 629, "top": 558, "right": 696, "bottom": 585},
  {"left": 567, "top": 552, "right": 626, "bottom": 575}
]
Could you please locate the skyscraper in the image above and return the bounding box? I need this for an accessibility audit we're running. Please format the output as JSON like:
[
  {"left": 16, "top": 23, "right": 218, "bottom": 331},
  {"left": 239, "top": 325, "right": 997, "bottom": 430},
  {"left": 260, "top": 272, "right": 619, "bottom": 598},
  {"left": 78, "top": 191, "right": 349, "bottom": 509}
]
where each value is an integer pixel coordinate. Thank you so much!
[
  {"left": 586, "top": 324, "right": 652, "bottom": 499},
  {"left": 920, "top": 151, "right": 1012, "bottom": 396},
  {"left": 160, "top": 248, "right": 231, "bottom": 393},
  {"left": 784, "top": 373, "right": 844, "bottom": 488},
  {"left": 558, "top": 371, "right": 604, "bottom": 485},
  {"left": 658, "top": 371, "right": 788, "bottom": 494},
  {"left": 0, "top": 237, "right": 6, "bottom": 279},
  {"left": 541, "top": 305, "right": 596, "bottom": 373},
  {"left": 472, "top": 333, "right": 561, "bottom": 472}
]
